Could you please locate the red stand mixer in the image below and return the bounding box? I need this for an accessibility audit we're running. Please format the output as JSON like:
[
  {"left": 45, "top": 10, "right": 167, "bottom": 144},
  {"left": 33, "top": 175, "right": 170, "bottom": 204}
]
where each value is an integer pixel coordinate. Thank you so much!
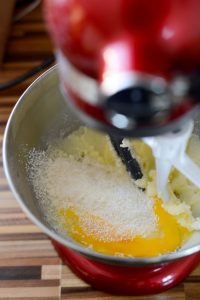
[
  {"left": 44, "top": 0, "right": 200, "bottom": 137},
  {"left": 43, "top": 0, "right": 200, "bottom": 295}
]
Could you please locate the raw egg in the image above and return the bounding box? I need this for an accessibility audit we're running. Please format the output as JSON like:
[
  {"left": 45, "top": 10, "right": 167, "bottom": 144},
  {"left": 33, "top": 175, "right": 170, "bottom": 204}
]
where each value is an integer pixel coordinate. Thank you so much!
[{"left": 58, "top": 198, "right": 190, "bottom": 257}]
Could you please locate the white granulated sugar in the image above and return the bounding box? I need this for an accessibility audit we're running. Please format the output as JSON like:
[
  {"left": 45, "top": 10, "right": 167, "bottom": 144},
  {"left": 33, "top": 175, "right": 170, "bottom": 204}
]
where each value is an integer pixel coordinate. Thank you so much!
[{"left": 28, "top": 148, "right": 157, "bottom": 241}]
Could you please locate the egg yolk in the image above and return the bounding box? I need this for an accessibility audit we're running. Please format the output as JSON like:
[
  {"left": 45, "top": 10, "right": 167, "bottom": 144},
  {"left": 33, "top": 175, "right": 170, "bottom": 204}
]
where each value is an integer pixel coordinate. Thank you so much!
[{"left": 58, "top": 199, "right": 190, "bottom": 257}]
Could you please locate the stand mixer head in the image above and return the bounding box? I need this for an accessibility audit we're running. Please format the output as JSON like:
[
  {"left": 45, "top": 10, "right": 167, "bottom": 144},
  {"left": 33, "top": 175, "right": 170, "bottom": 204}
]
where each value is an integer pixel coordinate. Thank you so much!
[
  {"left": 44, "top": 0, "right": 200, "bottom": 136},
  {"left": 44, "top": 0, "right": 200, "bottom": 199}
]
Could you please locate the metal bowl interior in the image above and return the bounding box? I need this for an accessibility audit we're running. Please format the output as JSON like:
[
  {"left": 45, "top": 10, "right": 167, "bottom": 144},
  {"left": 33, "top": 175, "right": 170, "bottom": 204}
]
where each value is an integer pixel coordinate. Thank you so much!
[{"left": 3, "top": 66, "right": 200, "bottom": 266}]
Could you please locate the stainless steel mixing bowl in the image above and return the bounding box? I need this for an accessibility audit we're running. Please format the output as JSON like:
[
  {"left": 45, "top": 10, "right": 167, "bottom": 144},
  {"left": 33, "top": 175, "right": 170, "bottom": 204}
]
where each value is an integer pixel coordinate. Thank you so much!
[{"left": 3, "top": 66, "right": 200, "bottom": 295}]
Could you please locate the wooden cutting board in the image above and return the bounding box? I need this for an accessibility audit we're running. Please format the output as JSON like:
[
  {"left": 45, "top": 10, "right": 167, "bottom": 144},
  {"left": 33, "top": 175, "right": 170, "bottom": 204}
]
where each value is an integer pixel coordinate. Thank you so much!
[{"left": 1, "top": 3, "right": 200, "bottom": 300}]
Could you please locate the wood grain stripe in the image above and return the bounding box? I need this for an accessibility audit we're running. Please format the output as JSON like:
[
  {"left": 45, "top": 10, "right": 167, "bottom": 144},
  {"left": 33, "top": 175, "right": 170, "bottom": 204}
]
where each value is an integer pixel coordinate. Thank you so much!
[
  {"left": 0, "top": 96, "right": 18, "bottom": 106},
  {"left": 61, "top": 265, "right": 89, "bottom": 289},
  {"left": 0, "top": 286, "right": 59, "bottom": 298},
  {"left": 0, "top": 257, "right": 61, "bottom": 267},
  {"left": 1, "top": 298, "right": 59, "bottom": 300},
  {"left": 0, "top": 208, "right": 23, "bottom": 214},
  {"left": 0, "top": 233, "right": 47, "bottom": 241},
  {"left": 0, "top": 225, "right": 42, "bottom": 234},
  {"left": 0, "top": 185, "right": 10, "bottom": 191},
  {"left": 0, "top": 280, "right": 60, "bottom": 288},
  {"left": 0, "top": 173, "right": 8, "bottom": 182},
  {"left": 42, "top": 265, "right": 61, "bottom": 280},
  {"left": 0, "top": 266, "right": 41, "bottom": 280},
  {"left": 0, "top": 127, "right": 5, "bottom": 135},
  {"left": 0, "top": 218, "right": 32, "bottom": 226}
]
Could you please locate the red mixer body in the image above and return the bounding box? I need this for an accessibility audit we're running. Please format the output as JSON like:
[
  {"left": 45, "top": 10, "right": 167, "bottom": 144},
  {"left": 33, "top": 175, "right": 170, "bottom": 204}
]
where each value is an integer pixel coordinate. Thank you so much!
[
  {"left": 53, "top": 240, "right": 200, "bottom": 295},
  {"left": 44, "top": 0, "right": 200, "bottom": 136},
  {"left": 45, "top": 0, "right": 200, "bottom": 78}
]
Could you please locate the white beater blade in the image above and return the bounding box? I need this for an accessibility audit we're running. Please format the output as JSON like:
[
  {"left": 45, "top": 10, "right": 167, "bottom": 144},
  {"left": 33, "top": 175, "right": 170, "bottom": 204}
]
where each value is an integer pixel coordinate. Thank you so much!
[
  {"left": 143, "top": 120, "right": 200, "bottom": 201},
  {"left": 174, "top": 154, "right": 200, "bottom": 189},
  {"left": 155, "top": 158, "right": 171, "bottom": 200}
]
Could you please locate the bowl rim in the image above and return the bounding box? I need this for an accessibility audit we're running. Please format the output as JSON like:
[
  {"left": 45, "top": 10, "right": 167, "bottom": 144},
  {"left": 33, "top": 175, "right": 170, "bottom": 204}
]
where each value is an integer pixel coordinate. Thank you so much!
[{"left": 3, "top": 65, "right": 200, "bottom": 266}]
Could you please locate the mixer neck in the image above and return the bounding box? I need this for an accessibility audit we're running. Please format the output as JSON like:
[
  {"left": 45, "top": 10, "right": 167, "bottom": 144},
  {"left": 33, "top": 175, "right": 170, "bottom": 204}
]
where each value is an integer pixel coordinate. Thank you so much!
[{"left": 57, "top": 50, "right": 200, "bottom": 137}]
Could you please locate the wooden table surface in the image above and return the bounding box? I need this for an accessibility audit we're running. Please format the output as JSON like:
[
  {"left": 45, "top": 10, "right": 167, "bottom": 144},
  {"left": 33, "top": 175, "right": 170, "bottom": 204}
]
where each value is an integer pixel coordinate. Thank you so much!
[{"left": 1, "top": 4, "right": 200, "bottom": 300}]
